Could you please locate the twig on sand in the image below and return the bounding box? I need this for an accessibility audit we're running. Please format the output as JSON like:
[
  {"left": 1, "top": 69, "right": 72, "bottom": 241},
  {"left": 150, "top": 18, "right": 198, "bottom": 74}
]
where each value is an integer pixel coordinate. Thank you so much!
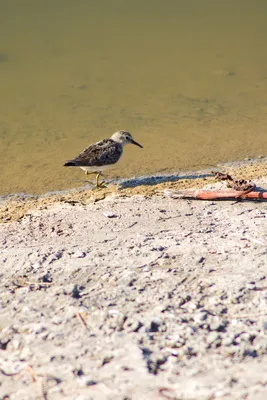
[
  {"left": 243, "top": 236, "right": 267, "bottom": 246},
  {"left": 40, "top": 374, "right": 49, "bottom": 400},
  {"left": 158, "top": 387, "right": 188, "bottom": 399},
  {"left": 21, "top": 366, "right": 47, "bottom": 400},
  {"left": 223, "top": 312, "right": 267, "bottom": 320},
  {"left": 76, "top": 312, "right": 90, "bottom": 331},
  {"left": 11, "top": 277, "right": 53, "bottom": 290},
  {"left": 25, "top": 366, "right": 60, "bottom": 400},
  {"left": 26, "top": 365, "right": 39, "bottom": 382},
  {"left": 0, "top": 367, "right": 22, "bottom": 377}
]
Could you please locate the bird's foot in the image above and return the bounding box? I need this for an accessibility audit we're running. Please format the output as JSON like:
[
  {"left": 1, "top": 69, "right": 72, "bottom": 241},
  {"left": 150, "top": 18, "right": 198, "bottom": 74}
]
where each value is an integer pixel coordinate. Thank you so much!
[{"left": 93, "top": 180, "right": 107, "bottom": 190}]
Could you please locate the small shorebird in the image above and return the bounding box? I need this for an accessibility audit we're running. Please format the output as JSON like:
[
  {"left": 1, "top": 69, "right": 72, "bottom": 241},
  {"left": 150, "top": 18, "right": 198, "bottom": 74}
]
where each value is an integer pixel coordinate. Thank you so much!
[{"left": 64, "top": 130, "right": 143, "bottom": 188}]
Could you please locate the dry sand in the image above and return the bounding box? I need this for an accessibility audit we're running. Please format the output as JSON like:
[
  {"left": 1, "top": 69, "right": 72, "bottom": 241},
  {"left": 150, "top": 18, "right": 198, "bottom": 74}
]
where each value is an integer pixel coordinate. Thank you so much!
[{"left": 0, "top": 160, "right": 267, "bottom": 400}]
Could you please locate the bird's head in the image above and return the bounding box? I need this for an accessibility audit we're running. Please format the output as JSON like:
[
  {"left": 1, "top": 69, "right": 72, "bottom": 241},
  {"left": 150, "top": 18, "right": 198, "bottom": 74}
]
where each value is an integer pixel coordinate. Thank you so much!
[{"left": 111, "top": 130, "right": 143, "bottom": 148}]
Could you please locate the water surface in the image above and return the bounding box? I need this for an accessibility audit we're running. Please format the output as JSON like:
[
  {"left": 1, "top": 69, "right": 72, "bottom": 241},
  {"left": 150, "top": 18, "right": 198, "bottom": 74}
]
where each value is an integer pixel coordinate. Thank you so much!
[{"left": 1, "top": 0, "right": 267, "bottom": 194}]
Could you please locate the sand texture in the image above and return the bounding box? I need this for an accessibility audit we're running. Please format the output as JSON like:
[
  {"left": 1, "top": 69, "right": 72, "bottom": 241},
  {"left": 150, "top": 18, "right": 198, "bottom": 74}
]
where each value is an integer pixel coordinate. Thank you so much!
[{"left": 0, "top": 162, "right": 267, "bottom": 399}]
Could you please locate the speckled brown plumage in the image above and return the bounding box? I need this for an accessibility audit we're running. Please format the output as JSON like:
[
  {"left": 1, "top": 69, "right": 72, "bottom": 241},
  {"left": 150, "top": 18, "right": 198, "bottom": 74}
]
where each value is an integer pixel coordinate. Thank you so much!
[{"left": 64, "top": 138, "right": 123, "bottom": 167}]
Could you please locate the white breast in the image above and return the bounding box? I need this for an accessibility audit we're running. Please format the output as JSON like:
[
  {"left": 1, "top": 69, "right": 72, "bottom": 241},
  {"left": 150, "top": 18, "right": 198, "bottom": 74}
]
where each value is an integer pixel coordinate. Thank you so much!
[{"left": 80, "top": 165, "right": 113, "bottom": 173}]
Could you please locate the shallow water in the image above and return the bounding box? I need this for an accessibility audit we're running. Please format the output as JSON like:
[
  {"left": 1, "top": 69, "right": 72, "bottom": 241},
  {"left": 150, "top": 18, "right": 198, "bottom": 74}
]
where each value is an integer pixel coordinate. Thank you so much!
[{"left": 1, "top": 0, "right": 267, "bottom": 195}]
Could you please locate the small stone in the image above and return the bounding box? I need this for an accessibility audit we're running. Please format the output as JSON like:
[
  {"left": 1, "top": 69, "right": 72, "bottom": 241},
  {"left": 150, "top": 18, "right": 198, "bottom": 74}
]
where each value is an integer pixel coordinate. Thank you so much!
[
  {"left": 222, "top": 335, "right": 235, "bottom": 346},
  {"left": 72, "top": 251, "right": 86, "bottom": 259},
  {"left": 72, "top": 285, "right": 81, "bottom": 299},
  {"left": 209, "top": 318, "right": 227, "bottom": 332},
  {"left": 208, "top": 268, "right": 215, "bottom": 273},
  {"left": 19, "top": 346, "right": 32, "bottom": 360},
  {"left": 103, "top": 211, "right": 118, "bottom": 218},
  {"left": 73, "top": 368, "right": 84, "bottom": 376},
  {"left": 97, "top": 355, "right": 114, "bottom": 367},
  {"left": 32, "top": 324, "right": 47, "bottom": 334},
  {"left": 125, "top": 319, "right": 143, "bottom": 332},
  {"left": 86, "top": 379, "right": 97, "bottom": 386},
  {"left": 54, "top": 250, "right": 63, "bottom": 259},
  {"left": 206, "top": 332, "right": 221, "bottom": 347},
  {"left": 41, "top": 272, "right": 53, "bottom": 283},
  {"left": 186, "top": 302, "right": 197, "bottom": 312},
  {"left": 194, "top": 312, "right": 208, "bottom": 323},
  {"left": 254, "top": 337, "right": 267, "bottom": 352},
  {"left": 246, "top": 282, "right": 256, "bottom": 290},
  {"left": 181, "top": 346, "right": 197, "bottom": 358},
  {"left": 108, "top": 309, "right": 119, "bottom": 316},
  {"left": 185, "top": 326, "right": 197, "bottom": 335},
  {"left": 148, "top": 318, "right": 162, "bottom": 333},
  {"left": 242, "top": 348, "right": 258, "bottom": 358},
  {"left": 167, "top": 335, "right": 186, "bottom": 348},
  {"left": 51, "top": 316, "right": 63, "bottom": 325},
  {"left": 142, "top": 267, "right": 150, "bottom": 272}
]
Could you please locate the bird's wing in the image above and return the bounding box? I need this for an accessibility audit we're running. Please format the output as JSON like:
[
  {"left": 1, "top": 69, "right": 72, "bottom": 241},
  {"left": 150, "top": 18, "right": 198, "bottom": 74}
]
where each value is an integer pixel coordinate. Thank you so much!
[{"left": 71, "top": 139, "right": 123, "bottom": 167}]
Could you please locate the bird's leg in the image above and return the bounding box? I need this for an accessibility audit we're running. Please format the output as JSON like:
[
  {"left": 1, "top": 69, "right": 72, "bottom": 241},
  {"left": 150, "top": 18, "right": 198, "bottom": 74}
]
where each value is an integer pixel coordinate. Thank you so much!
[
  {"left": 84, "top": 171, "right": 95, "bottom": 185},
  {"left": 95, "top": 172, "right": 107, "bottom": 189}
]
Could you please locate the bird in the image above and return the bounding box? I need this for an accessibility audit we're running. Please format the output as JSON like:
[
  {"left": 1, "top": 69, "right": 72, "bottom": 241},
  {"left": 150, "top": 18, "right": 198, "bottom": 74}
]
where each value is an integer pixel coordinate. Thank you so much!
[{"left": 63, "top": 130, "right": 143, "bottom": 188}]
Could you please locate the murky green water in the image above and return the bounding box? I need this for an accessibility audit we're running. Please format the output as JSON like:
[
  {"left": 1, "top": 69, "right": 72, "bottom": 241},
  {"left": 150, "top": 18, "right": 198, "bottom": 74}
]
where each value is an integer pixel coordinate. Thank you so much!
[{"left": 1, "top": 0, "right": 267, "bottom": 195}]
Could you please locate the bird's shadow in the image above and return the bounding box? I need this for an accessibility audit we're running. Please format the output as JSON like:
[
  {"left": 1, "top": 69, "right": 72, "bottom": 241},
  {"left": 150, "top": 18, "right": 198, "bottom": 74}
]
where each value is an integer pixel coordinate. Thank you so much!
[{"left": 116, "top": 172, "right": 214, "bottom": 190}]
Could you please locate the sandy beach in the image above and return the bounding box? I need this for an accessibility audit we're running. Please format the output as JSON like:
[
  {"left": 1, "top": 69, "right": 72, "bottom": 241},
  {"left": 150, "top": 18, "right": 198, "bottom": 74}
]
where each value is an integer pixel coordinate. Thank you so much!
[{"left": 0, "top": 160, "right": 267, "bottom": 400}]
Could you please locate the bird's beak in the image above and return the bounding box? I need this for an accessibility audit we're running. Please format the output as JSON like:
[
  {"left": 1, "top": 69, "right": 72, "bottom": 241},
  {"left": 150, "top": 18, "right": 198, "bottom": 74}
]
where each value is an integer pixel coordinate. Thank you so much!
[{"left": 131, "top": 139, "right": 143, "bottom": 148}]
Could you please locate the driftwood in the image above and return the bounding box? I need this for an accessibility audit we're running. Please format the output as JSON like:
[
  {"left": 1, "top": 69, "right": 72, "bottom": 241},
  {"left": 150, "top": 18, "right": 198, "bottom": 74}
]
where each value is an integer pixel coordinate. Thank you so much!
[
  {"left": 164, "top": 189, "right": 267, "bottom": 201},
  {"left": 164, "top": 173, "right": 267, "bottom": 201}
]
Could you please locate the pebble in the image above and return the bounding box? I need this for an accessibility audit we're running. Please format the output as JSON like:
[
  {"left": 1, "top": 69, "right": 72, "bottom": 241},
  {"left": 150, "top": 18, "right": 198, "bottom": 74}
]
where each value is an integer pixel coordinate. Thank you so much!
[
  {"left": 147, "top": 318, "right": 163, "bottom": 333},
  {"left": 194, "top": 311, "right": 208, "bottom": 323},
  {"left": 246, "top": 282, "right": 257, "bottom": 290},
  {"left": 235, "top": 332, "right": 253, "bottom": 344},
  {"left": 209, "top": 318, "right": 228, "bottom": 332},
  {"left": 31, "top": 324, "right": 47, "bottom": 334},
  {"left": 185, "top": 302, "right": 197, "bottom": 312},
  {"left": 86, "top": 379, "right": 97, "bottom": 386},
  {"left": 222, "top": 335, "right": 235, "bottom": 346},
  {"left": 51, "top": 316, "right": 63, "bottom": 325},
  {"left": 206, "top": 332, "right": 221, "bottom": 347},
  {"left": 142, "top": 266, "right": 150, "bottom": 272},
  {"left": 126, "top": 319, "right": 143, "bottom": 332},
  {"left": 72, "top": 285, "right": 82, "bottom": 299},
  {"left": 72, "top": 251, "right": 86, "bottom": 258},
  {"left": 103, "top": 211, "right": 118, "bottom": 218},
  {"left": 19, "top": 346, "right": 32, "bottom": 360}
]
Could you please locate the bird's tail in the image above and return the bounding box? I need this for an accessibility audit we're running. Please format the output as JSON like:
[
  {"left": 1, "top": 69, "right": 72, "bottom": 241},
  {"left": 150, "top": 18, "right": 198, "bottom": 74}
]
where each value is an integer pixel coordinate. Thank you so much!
[{"left": 64, "top": 161, "right": 76, "bottom": 167}]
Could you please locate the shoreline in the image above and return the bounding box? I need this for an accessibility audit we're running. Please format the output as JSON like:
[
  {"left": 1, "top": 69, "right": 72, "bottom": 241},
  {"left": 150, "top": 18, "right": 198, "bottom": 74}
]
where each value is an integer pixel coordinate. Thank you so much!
[{"left": 1, "top": 157, "right": 267, "bottom": 223}]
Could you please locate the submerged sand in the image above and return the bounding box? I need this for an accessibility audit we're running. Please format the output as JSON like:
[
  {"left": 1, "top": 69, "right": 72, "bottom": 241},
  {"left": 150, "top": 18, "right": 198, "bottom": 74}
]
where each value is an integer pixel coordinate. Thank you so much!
[{"left": 0, "top": 160, "right": 266, "bottom": 399}]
